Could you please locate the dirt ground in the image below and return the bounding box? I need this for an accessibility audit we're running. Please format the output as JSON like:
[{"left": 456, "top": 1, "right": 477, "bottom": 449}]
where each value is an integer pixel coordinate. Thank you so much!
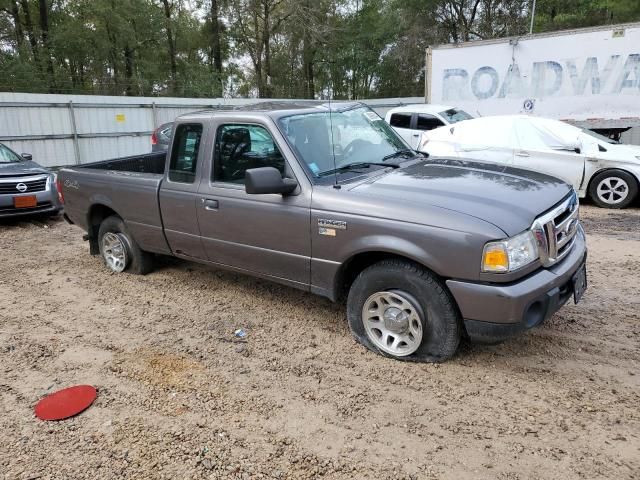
[{"left": 0, "top": 205, "right": 638, "bottom": 480}]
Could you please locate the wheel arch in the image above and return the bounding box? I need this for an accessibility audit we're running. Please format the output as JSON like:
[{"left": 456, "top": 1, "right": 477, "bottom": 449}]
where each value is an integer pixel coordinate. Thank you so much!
[
  {"left": 587, "top": 167, "right": 640, "bottom": 192},
  {"left": 86, "top": 203, "right": 121, "bottom": 255},
  {"left": 585, "top": 167, "right": 640, "bottom": 205},
  {"left": 332, "top": 250, "right": 446, "bottom": 302}
]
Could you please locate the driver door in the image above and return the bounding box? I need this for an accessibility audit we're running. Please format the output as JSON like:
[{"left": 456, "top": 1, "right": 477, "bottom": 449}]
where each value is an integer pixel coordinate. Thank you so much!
[{"left": 196, "top": 121, "right": 312, "bottom": 287}]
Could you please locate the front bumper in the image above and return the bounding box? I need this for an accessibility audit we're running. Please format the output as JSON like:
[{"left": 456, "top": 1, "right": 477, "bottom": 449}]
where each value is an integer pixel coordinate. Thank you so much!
[
  {"left": 0, "top": 175, "right": 62, "bottom": 218},
  {"left": 446, "top": 227, "right": 587, "bottom": 344}
]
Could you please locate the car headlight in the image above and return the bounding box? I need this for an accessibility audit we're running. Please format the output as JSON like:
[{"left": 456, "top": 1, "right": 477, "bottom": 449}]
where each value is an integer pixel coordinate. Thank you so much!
[{"left": 482, "top": 230, "right": 539, "bottom": 273}]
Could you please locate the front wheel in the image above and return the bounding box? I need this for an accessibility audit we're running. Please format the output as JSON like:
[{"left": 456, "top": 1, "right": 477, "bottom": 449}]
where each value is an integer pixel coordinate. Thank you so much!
[
  {"left": 347, "top": 260, "right": 461, "bottom": 362},
  {"left": 98, "top": 216, "right": 153, "bottom": 274},
  {"left": 588, "top": 170, "right": 638, "bottom": 209}
]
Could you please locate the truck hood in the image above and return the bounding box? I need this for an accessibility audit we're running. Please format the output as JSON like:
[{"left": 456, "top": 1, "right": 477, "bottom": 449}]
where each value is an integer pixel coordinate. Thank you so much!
[
  {"left": 350, "top": 159, "right": 572, "bottom": 237},
  {"left": 0, "top": 160, "right": 50, "bottom": 177}
]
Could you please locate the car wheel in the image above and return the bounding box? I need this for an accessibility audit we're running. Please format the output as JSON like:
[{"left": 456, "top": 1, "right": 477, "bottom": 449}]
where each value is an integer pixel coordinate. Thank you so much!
[
  {"left": 589, "top": 170, "right": 638, "bottom": 209},
  {"left": 98, "top": 216, "right": 153, "bottom": 274},
  {"left": 347, "top": 259, "right": 461, "bottom": 362}
]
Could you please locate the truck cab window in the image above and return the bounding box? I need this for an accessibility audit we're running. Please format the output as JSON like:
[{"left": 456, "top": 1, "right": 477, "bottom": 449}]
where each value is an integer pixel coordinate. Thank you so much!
[
  {"left": 389, "top": 113, "right": 411, "bottom": 129},
  {"left": 169, "top": 124, "right": 202, "bottom": 183},
  {"left": 417, "top": 114, "right": 445, "bottom": 131},
  {"left": 214, "top": 124, "right": 286, "bottom": 184}
]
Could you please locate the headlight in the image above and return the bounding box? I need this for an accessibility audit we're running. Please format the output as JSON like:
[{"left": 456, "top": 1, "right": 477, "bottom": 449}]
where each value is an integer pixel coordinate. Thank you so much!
[{"left": 482, "top": 230, "right": 539, "bottom": 273}]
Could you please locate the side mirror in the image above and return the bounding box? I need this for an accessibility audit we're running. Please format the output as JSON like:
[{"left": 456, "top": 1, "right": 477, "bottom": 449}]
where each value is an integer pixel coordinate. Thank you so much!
[
  {"left": 571, "top": 140, "right": 582, "bottom": 154},
  {"left": 21, "top": 153, "right": 33, "bottom": 161},
  {"left": 245, "top": 167, "right": 298, "bottom": 195}
]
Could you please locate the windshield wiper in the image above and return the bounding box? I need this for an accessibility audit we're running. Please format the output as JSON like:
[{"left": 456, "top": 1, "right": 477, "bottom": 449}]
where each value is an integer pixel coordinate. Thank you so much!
[
  {"left": 381, "top": 149, "right": 427, "bottom": 162},
  {"left": 318, "top": 161, "right": 400, "bottom": 177}
]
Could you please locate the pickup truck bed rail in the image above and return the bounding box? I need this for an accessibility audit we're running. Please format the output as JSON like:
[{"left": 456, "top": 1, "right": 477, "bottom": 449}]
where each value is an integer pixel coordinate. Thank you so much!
[{"left": 80, "top": 152, "right": 166, "bottom": 174}]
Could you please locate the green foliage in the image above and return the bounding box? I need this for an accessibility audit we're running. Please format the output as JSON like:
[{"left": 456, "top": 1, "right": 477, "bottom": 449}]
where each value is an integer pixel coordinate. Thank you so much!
[{"left": 0, "top": 0, "right": 639, "bottom": 98}]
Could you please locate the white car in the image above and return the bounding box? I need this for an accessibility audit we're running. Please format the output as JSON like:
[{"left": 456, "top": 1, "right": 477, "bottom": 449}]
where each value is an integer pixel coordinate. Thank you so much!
[
  {"left": 421, "top": 115, "right": 640, "bottom": 209},
  {"left": 385, "top": 104, "right": 474, "bottom": 149}
]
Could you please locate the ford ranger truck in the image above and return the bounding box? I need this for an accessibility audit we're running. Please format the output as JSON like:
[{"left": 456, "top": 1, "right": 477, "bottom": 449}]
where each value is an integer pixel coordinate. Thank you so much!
[{"left": 58, "top": 102, "right": 587, "bottom": 362}]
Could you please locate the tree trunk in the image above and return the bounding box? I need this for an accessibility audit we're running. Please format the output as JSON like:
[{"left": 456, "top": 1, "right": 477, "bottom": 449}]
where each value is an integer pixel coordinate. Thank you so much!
[
  {"left": 210, "top": 0, "right": 223, "bottom": 96},
  {"left": 38, "top": 0, "right": 55, "bottom": 92},
  {"left": 19, "top": 0, "right": 38, "bottom": 60},
  {"left": 161, "top": 0, "right": 178, "bottom": 95},
  {"left": 10, "top": 1, "right": 25, "bottom": 50},
  {"left": 302, "top": 30, "right": 315, "bottom": 99},
  {"left": 262, "top": 0, "right": 272, "bottom": 98},
  {"left": 124, "top": 46, "right": 134, "bottom": 96}
]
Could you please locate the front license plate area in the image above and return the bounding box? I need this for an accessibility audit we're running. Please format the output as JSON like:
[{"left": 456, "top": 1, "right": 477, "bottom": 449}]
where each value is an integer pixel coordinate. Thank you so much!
[
  {"left": 572, "top": 263, "right": 587, "bottom": 304},
  {"left": 13, "top": 195, "right": 37, "bottom": 208}
]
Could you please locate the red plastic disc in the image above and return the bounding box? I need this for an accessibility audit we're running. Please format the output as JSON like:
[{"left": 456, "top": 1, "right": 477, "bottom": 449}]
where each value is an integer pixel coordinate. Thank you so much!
[{"left": 34, "top": 385, "right": 97, "bottom": 421}]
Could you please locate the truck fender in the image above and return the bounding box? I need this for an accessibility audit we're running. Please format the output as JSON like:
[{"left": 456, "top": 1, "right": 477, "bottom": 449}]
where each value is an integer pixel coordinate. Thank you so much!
[{"left": 331, "top": 235, "right": 446, "bottom": 301}]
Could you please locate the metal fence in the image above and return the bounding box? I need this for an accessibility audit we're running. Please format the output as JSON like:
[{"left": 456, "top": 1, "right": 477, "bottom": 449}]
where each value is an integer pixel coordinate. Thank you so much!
[
  {"left": 2, "top": 92, "right": 637, "bottom": 167},
  {"left": 0, "top": 93, "right": 423, "bottom": 167}
]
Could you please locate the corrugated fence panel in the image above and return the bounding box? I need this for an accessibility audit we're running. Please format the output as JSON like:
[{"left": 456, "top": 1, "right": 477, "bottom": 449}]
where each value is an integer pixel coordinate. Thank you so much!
[
  {"left": 74, "top": 106, "right": 153, "bottom": 135},
  {"left": 1, "top": 138, "right": 76, "bottom": 167},
  {"left": 0, "top": 93, "right": 426, "bottom": 166},
  {"left": 621, "top": 127, "right": 640, "bottom": 145},
  {"left": 79, "top": 136, "right": 150, "bottom": 164},
  {"left": 0, "top": 106, "right": 72, "bottom": 136}
]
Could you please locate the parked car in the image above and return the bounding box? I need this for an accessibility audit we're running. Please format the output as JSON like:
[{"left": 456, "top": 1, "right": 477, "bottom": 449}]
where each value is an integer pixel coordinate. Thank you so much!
[
  {"left": 0, "top": 143, "right": 62, "bottom": 218},
  {"left": 421, "top": 115, "right": 640, "bottom": 209},
  {"left": 385, "top": 104, "right": 474, "bottom": 149},
  {"left": 151, "top": 122, "right": 174, "bottom": 152},
  {"left": 59, "top": 103, "right": 586, "bottom": 362}
]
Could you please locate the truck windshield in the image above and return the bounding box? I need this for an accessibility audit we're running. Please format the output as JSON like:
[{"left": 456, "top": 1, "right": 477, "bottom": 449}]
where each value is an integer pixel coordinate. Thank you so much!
[
  {"left": 439, "top": 108, "right": 473, "bottom": 124},
  {"left": 278, "top": 106, "right": 409, "bottom": 177}
]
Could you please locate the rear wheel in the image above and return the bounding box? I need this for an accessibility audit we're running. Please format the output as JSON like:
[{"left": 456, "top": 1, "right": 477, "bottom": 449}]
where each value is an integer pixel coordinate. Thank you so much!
[
  {"left": 98, "top": 216, "right": 153, "bottom": 274},
  {"left": 589, "top": 170, "right": 638, "bottom": 209},
  {"left": 347, "top": 259, "right": 461, "bottom": 362}
]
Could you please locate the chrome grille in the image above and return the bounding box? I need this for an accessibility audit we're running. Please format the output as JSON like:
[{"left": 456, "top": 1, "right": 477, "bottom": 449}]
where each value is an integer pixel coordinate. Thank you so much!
[
  {"left": 0, "top": 175, "right": 49, "bottom": 194},
  {"left": 532, "top": 192, "right": 580, "bottom": 267}
]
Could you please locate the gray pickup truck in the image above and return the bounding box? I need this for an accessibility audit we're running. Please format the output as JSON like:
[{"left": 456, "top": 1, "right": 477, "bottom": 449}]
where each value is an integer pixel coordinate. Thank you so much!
[{"left": 59, "top": 102, "right": 587, "bottom": 362}]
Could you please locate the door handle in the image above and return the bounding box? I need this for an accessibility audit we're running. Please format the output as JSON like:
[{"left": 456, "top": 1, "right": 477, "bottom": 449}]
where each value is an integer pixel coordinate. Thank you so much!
[
  {"left": 412, "top": 133, "right": 420, "bottom": 137},
  {"left": 203, "top": 199, "right": 219, "bottom": 210},
  {"left": 586, "top": 157, "right": 598, "bottom": 162},
  {"left": 516, "top": 151, "right": 530, "bottom": 157}
]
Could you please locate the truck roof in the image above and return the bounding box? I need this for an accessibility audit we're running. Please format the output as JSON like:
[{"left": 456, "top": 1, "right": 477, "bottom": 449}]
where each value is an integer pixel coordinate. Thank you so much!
[{"left": 177, "top": 101, "right": 365, "bottom": 122}]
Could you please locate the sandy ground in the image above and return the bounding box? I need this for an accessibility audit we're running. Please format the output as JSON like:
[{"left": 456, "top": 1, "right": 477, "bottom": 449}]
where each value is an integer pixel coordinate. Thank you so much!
[{"left": 0, "top": 205, "right": 638, "bottom": 480}]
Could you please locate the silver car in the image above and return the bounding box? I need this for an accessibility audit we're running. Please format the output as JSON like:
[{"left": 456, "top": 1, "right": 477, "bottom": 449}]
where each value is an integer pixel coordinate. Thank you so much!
[{"left": 0, "top": 143, "right": 62, "bottom": 218}]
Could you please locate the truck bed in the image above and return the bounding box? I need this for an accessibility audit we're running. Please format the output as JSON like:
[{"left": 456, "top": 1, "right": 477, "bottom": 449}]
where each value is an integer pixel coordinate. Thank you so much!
[
  {"left": 80, "top": 152, "right": 166, "bottom": 174},
  {"left": 58, "top": 151, "right": 171, "bottom": 256}
]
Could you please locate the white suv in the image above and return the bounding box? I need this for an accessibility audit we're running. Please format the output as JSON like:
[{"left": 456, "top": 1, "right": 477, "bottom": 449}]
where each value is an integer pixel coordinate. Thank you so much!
[{"left": 385, "top": 104, "right": 474, "bottom": 149}]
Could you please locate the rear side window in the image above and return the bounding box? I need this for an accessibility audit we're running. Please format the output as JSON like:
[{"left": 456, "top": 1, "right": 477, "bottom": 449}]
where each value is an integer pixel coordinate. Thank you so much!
[
  {"left": 169, "top": 124, "right": 202, "bottom": 183},
  {"left": 389, "top": 113, "right": 412, "bottom": 129},
  {"left": 416, "top": 114, "right": 445, "bottom": 131}
]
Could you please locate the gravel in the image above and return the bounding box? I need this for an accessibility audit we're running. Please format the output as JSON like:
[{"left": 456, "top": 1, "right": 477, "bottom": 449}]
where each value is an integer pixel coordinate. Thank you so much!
[{"left": 0, "top": 205, "right": 638, "bottom": 479}]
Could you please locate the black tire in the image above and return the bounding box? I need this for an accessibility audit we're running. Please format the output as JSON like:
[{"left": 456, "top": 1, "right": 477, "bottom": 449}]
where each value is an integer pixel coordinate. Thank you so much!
[
  {"left": 346, "top": 259, "right": 461, "bottom": 362},
  {"left": 588, "top": 169, "right": 638, "bottom": 209},
  {"left": 98, "top": 216, "right": 153, "bottom": 274}
]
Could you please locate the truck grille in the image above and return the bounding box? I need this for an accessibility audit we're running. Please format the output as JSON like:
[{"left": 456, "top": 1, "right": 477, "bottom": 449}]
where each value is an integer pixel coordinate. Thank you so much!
[
  {"left": 0, "top": 177, "right": 48, "bottom": 194},
  {"left": 532, "top": 192, "right": 580, "bottom": 267}
]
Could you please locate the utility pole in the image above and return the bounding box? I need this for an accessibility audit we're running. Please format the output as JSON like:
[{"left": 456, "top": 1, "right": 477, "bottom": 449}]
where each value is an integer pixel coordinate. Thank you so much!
[
  {"left": 424, "top": 47, "right": 432, "bottom": 104},
  {"left": 529, "top": 0, "right": 537, "bottom": 34}
]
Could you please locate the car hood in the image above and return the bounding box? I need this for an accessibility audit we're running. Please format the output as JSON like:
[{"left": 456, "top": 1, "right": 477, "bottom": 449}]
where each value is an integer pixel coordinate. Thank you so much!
[
  {"left": 350, "top": 158, "right": 572, "bottom": 237},
  {"left": 0, "top": 160, "right": 50, "bottom": 177},
  {"left": 601, "top": 142, "right": 640, "bottom": 160}
]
